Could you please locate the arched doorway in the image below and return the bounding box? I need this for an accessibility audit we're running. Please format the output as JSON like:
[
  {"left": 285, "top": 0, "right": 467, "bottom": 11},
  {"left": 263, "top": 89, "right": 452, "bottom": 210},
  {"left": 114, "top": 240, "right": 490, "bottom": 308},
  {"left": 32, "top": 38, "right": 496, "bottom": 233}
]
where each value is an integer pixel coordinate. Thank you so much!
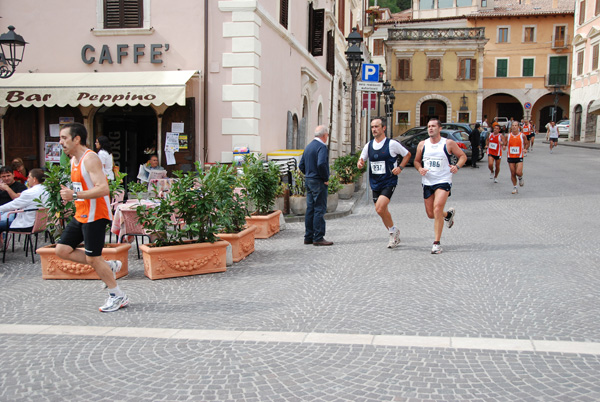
[
  {"left": 573, "top": 104, "right": 582, "bottom": 141},
  {"left": 94, "top": 105, "right": 157, "bottom": 187},
  {"left": 539, "top": 105, "right": 564, "bottom": 132},
  {"left": 420, "top": 100, "right": 447, "bottom": 125},
  {"left": 585, "top": 102, "right": 597, "bottom": 142}
]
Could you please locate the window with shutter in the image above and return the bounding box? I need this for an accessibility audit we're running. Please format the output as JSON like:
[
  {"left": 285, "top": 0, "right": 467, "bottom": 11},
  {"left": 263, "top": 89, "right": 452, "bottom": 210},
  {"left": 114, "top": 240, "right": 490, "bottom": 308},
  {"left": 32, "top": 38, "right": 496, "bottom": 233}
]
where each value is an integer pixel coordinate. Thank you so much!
[
  {"left": 593, "top": 44, "right": 599, "bottom": 70},
  {"left": 338, "top": 0, "right": 345, "bottom": 35},
  {"left": 522, "top": 58, "right": 534, "bottom": 77},
  {"left": 458, "top": 58, "right": 476, "bottom": 80},
  {"left": 428, "top": 59, "right": 441, "bottom": 79},
  {"left": 398, "top": 59, "right": 411, "bottom": 80},
  {"left": 579, "top": 0, "right": 586, "bottom": 25},
  {"left": 280, "top": 0, "right": 289, "bottom": 29},
  {"left": 577, "top": 51, "right": 584, "bottom": 75},
  {"left": 596, "top": 0, "right": 600, "bottom": 16},
  {"left": 326, "top": 30, "right": 335, "bottom": 75},
  {"left": 496, "top": 59, "right": 508, "bottom": 77},
  {"left": 373, "top": 39, "right": 384, "bottom": 56},
  {"left": 104, "top": 0, "right": 143, "bottom": 29},
  {"left": 308, "top": 4, "right": 324, "bottom": 57}
]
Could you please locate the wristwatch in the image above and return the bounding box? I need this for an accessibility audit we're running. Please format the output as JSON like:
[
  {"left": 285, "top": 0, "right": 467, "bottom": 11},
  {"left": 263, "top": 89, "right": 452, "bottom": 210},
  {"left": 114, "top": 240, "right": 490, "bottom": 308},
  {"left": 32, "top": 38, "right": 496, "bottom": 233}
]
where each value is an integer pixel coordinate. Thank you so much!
[{"left": 73, "top": 191, "right": 78, "bottom": 200}]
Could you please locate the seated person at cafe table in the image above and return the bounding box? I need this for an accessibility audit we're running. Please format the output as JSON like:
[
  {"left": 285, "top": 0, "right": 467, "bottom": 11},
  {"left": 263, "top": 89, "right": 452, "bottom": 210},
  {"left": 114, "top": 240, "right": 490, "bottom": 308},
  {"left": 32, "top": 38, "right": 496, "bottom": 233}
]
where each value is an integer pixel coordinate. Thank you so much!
[
  {"left": 137, "top": 154, "right": 167, "bottom": 183},
  {"left": 0, "top": 168, "right": 48, "bottom": 233},
  {"left": 0, "top": 166, "right": 28, "bottom": 228}
]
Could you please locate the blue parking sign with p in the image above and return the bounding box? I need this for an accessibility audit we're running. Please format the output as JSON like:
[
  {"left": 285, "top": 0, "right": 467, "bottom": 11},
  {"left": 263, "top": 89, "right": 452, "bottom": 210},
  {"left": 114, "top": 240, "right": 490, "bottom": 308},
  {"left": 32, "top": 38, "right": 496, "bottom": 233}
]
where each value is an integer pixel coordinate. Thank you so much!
[{"left": 361, "top": 63, "right": 379, "bottom": 82}]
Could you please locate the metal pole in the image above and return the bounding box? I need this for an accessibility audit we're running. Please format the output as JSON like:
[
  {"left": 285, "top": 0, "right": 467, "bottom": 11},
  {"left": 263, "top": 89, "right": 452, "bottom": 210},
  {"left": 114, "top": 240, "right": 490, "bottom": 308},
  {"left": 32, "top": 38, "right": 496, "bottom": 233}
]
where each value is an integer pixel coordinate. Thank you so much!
[{"left": 350, "top": 78, "right": 357, "bottom": 154}]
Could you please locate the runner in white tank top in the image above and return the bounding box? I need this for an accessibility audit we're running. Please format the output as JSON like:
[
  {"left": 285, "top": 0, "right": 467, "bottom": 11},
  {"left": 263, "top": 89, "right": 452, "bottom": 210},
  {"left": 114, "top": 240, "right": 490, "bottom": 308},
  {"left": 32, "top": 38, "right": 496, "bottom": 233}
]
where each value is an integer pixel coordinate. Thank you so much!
[{"left": 414, "top": 118, "right": 467, "bottom": 255}]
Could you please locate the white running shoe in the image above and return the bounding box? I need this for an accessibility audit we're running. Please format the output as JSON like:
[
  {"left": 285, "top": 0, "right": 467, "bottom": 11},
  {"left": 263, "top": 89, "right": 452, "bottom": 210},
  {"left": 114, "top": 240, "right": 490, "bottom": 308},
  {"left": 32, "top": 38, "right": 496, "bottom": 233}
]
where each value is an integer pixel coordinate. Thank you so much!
[
  {"left": 99, "top": 294, "right": 129, "bottom": 312},
  {"left": 494, "top": 178, "right": 498, "bottom": 183},
  {"left": 490, "top": 172, "right": 494, "bottom": 180},
  {"left": 445, "top": 208, "right": 455, "bottom": 228},
  {"left": 387, "top": 228, "right": 401, "bottom": 249},
  {"left": 431, "top": 243, "right": 442, "bottom": 254},
  {"left": 512, "top": 187, "right": 518, "bottom": 194},
  {"left": 518, "top": 176, "right": 524, "bottom": 187}
]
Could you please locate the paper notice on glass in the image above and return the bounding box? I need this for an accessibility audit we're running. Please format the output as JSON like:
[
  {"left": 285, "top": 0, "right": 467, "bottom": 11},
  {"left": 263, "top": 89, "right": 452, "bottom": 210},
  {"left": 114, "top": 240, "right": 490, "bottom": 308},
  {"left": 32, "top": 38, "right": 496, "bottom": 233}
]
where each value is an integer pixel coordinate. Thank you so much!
[
  {"left": 165, "top": 151, "right": 176, "bottom": 165},
  {"left": 49, "top": 124, "right": 60, "bottom": 137},
  {"left": 165, "top": 132, "right": 179, "bottom": 152},
  {"left": 171, "top": 122, "right": 184, "bottom": 133}
]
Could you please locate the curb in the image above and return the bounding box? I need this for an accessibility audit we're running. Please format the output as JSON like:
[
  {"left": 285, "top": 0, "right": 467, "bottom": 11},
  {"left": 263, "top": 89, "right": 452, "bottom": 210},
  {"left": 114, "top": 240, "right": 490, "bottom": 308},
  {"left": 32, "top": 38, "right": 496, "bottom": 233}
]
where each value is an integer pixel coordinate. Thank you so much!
[{"left": 283, "top": 187, "right": 366, "bottom": 223}]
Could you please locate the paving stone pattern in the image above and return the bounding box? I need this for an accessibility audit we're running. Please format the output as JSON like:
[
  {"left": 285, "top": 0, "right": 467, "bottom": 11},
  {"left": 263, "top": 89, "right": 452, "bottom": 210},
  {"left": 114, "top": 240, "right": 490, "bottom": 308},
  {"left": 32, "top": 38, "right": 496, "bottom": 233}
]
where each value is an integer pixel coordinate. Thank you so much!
[{"left": 0, "top": 144, "right": 599, "bottom": 401}]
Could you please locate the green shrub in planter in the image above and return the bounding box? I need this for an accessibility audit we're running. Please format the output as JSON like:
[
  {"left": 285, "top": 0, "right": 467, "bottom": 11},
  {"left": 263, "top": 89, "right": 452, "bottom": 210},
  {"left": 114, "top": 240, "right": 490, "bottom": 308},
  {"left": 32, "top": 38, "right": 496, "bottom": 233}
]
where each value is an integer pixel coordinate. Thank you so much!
[
  {"left": 239, "top": 154, "right": 280, "bottom": 216},
  {"left": 39, "top": 162, "right": 76, "bottom": 242},
  {"left": 327, "top": 173, "right": 343, "bottom": 195},
  {"left": 290, "top": 169, "right": 306, "bottom": 197},
  {"left": 333, "top": 154, "right": 360, "bottom": 184}
]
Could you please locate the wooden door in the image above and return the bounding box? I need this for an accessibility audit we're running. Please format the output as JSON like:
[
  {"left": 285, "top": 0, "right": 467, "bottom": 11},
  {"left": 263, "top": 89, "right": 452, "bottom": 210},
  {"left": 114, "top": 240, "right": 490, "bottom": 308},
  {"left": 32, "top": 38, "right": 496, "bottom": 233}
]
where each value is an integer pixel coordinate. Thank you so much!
[
  {"left": 161, "top": 98, "right": 195, "bottom": 175},
  {"left": 4, "top": 107, "right": 39, "bottom": 171}
]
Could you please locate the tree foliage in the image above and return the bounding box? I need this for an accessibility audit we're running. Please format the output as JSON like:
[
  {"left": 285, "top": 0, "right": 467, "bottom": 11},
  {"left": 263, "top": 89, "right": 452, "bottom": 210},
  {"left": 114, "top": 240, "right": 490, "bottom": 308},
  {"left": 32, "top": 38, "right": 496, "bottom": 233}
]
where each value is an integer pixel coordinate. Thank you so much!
[{"left": 369, "top": 0, "right": 411, "bottom": 13}]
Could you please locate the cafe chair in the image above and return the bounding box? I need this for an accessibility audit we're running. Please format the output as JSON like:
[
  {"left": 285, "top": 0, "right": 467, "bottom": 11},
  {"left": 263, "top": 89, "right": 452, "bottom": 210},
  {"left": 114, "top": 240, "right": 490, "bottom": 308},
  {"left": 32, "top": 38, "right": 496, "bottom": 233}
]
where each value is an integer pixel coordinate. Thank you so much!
[
  {"left": 3, "top": 208, "right": 52, "bottom": 263},
  {"left": 108, "top": 191, "right": 126, "bottom": 243},
  {"left": 117, "top": 208, "right": 151, "bottom": 259}
]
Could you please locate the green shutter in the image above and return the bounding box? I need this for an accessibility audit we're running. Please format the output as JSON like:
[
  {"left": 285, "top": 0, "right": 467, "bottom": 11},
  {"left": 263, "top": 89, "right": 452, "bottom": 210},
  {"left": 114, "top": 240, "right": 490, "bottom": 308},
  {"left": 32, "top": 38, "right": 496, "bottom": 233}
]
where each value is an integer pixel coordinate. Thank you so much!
[
  {"left": 496, "top": 59, "right": 508, "bottom": 77},
  {"left": 523, "top": 59, "right": 534, "bottom": 77},
  {"left": 549, "top": 56, "right": 568, "bottom": 85}
]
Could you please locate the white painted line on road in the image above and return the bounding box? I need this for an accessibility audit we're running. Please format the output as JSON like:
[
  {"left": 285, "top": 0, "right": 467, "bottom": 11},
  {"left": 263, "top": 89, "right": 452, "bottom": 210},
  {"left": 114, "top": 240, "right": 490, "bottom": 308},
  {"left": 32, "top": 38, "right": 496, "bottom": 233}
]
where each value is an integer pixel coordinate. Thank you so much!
[{"left": 2, "top": 324, "right": 600, "bottom": 356}]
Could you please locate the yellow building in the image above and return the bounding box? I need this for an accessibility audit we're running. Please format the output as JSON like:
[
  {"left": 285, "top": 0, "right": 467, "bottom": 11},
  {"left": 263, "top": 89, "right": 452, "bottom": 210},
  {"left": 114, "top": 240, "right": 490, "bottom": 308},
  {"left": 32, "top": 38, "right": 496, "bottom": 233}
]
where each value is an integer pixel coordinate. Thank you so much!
[{"left": 385, "top": 23, "right": 488, "bottom": 134}]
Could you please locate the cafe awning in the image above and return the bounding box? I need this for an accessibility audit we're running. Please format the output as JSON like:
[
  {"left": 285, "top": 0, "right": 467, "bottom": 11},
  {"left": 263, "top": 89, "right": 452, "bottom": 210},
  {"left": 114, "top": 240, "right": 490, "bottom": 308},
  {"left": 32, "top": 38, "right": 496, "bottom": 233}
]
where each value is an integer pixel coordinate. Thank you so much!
[
  {"left": 0, "top": 70, "right": 197, "bottom": 108},
  {"left": 589, "top": 98, "right": 600, "bottom": 115}
]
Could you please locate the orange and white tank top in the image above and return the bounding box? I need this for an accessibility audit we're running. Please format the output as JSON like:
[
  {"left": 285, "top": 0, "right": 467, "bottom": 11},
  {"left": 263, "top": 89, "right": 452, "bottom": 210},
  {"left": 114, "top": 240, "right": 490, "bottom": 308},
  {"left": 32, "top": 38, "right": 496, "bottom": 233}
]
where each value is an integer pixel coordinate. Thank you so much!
[
  {"left": 507, "top": 133, "right": 525, "bottom": 158},
  {"left": 487, "top": 133, "right": 502, "bottom": 156},
  {"left": 522, "top": 124, "right": 530, "bottom": 134},
  {"left": 71, "top": 149, "right": 113, "bottom": 223}
]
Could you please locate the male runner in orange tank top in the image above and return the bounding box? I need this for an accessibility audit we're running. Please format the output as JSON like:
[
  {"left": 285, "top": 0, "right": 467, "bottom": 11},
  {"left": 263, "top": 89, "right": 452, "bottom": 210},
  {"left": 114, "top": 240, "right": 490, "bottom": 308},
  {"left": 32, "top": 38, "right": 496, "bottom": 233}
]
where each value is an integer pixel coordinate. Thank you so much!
[{"left": 57, "top": 123, "right": 128, "bottom": 313}]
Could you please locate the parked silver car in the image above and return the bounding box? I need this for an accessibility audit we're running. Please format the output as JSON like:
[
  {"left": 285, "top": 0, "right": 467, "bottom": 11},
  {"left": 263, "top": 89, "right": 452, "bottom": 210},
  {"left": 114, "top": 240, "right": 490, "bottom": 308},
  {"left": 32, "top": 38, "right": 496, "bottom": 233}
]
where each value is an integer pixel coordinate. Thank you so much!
[{"left": 556, "top": 119, "right": 570, "bottom": 137}]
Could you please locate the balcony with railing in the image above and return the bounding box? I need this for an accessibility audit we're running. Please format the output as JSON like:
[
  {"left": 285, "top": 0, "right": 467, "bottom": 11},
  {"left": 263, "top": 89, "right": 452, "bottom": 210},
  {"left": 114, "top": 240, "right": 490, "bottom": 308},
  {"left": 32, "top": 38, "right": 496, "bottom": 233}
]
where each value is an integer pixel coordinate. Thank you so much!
[
  {"left": 388, "top": 27, "right": 486, "bottom": 41},
  {"left": 551, "top": 35, "right": 571, "bottom": 50},
  {"left": 545, "top": 74, "right": 572, "bottom": 88}
]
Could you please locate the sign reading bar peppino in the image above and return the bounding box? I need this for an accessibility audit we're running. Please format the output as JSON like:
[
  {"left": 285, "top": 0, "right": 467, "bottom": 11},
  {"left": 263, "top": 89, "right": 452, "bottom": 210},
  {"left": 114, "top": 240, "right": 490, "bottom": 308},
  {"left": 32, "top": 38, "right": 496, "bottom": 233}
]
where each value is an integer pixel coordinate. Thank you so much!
[{"left": 4, "top": 90, "right": 157, "bottom": 104}]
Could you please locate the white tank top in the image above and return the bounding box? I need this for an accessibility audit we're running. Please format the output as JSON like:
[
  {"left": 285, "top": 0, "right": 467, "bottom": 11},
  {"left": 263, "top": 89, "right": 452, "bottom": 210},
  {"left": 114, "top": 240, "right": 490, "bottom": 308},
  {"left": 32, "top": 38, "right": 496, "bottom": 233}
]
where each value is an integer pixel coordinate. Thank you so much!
[{"left": 422, "top": 137, "right": 453, "bottom": 186}]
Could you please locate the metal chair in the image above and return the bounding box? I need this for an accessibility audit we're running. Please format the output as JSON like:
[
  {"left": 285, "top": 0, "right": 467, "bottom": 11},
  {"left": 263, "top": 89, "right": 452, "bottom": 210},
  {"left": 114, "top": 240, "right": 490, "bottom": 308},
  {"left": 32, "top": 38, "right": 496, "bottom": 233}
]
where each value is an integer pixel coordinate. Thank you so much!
[
  {"left": 3, "top": 208, "right": 52, "bottom": 263},
  {"left": 117, "top": 207, "right": 150, "bottom": 259}
]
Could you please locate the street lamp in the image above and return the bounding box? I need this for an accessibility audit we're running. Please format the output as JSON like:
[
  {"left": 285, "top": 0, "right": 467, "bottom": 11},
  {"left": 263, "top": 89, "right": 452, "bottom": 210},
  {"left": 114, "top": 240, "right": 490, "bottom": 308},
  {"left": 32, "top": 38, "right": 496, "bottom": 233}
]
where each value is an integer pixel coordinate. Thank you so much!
[
  {"left": 345, "top": 27, "right": 363, "bottom": 155},
  {"left": 388, "top": 89, "right": 395, "bottom": 136},
  {"left": 382, "top": 81, "right": 395, "bottom": 137},
  {"left": 0, "top": 26, "right": 27, "bottom": 79},
  {"left": 550, "top": 84, "right": 565, "bottom": 122}
]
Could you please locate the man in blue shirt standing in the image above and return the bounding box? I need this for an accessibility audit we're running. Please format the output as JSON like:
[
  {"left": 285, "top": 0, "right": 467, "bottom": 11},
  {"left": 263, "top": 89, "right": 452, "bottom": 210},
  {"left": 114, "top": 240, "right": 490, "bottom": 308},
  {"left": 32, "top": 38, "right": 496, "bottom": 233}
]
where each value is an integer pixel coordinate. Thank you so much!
[{"left": 299, "top": 125, "right": 332, "bottom": 246}]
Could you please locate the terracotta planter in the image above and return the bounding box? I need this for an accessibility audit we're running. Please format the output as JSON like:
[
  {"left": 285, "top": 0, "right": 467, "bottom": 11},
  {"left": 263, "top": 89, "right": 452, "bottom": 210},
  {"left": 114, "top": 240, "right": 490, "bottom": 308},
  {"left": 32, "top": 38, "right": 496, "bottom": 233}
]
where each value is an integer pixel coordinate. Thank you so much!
[
  {"left": 289, "top": 196, "right": 307, "bottom": 215},
  {"left": 327, "top": 192, "right": 339, "bottom": 213},
  {"left": 37, "top": 243, "right": 131, "bottom": 280},
  {"left": 217, "top": 226, "right": 257, "bottom": 263},
  {"left": 139, "top": 240, "right": 228, "bottom": 280},
  {"left": 338, "top": 183, "right": 355, "bottom": 199},
  {"left": 245, "top": 210, "right": 282, "bottom": 239}
]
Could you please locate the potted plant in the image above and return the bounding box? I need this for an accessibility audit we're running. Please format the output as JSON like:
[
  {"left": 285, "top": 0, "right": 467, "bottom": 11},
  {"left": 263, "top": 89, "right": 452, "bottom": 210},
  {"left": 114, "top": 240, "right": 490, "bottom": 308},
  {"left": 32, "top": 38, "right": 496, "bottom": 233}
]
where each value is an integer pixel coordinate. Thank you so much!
[
  {"left": 135, "top": 162, "right": 229, "bottom": 280},
  {"left": 239, "top": 154, "right": 282, "bottom": 238},
  {"left": 127, "top": 180, "right": 149, "bottom": 200},
  {"left": 326, "top": 173, "right": 343, "bottom": 213},
  {"left": 211, "top": 165, "right": 257, "bottom": 263},
  {"left": 289, "top": 169, "right": 307, "bottom": 215},
  {"left": 36, "top": 162, "right": 131, "bottom": 280},
  {"left": 333, "top": 154, "right": 360, "bottom": 199}
]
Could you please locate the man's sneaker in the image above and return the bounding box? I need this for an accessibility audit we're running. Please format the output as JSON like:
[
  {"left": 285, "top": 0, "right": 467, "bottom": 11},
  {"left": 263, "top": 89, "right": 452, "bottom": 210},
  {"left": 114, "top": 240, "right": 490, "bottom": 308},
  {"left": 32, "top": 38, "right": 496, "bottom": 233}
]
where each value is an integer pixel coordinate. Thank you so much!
[
  {"left": 518, "top": 176, "right": 524, "bottom": 187},
  {"left": 387, "top": 228, "right": 401, "bottom": 249},
  {"left": 512, "top": 187, "right": 518, "bottom": 194},
  {"left": 445, "top": 208, "right": 455, "bottom": 228},
  {"left": 494, "top": 178, "right": 498, "bottom": 183},
  {"left": 490, "top": 172, "right": 494, "bottom": 180},
  {"left": 99, "top": 294, "right": 129, "bottom": 312},
  {"left": 431, "top": 243, "right": 442, "bottom": 254}
]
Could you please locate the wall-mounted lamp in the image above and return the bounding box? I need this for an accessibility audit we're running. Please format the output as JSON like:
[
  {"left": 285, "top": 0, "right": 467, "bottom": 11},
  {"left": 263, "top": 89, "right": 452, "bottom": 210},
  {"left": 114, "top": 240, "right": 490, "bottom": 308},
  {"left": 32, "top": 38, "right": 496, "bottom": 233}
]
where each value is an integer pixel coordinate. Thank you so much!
[
  {"left": 0, "top": 26, "right": 28, "bottom": 79},
  {"left": 460, "top": 94, "right": 469, "bottom": 111}
]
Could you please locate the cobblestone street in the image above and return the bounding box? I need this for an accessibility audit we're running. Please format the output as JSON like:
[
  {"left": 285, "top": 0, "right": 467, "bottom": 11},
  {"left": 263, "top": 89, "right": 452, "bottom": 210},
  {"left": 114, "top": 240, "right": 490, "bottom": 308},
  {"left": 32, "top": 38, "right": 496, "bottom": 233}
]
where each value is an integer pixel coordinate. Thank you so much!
[{"left": 1, "top": 143, "right": 599, "bottom": 401}]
